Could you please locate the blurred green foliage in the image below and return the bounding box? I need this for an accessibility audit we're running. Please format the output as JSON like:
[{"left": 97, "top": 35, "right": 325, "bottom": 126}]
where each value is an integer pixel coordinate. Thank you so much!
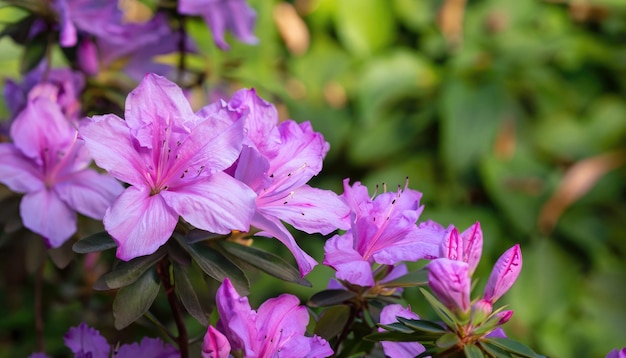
[{"left": 1, "top": 0, "right": 625, "bottom": 357}]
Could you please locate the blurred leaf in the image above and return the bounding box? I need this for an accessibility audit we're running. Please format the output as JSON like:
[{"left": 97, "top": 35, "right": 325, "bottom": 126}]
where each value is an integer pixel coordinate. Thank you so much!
[
  {"left": 479, "top": 340, "right": 513, "bottom": 358},
  {"left": 335, "top": 0, "right": 395, "bottom": 56},
  {"left": 20, "top": 33, "right": 47, "bottom": 74},
  {"left": 484, "top": 338, "right": 543, "bottom": 358},
  {"left": 112, "top": 267, "right": 160, "bottom": 330},
  {"left": 0, "top": 14, "right": 36, "bottom": 45},
  {"left": 218, "top": 240, "right": 310, "bottom": 286},
  {"left": 94, "top": 248, "right": 165, "bottom": 290},
  {"left": 173, "top": 262, "right": 210, "bottom": 326},
  {"left": 73, "top": 231, "right": 117, "bottom": 253},
  {"left": 175, "top": 235, "right": 249, "bottom": 294},
  {"left": 314, "top": 305, "right": 351, "bottom": 340},
  {"left": 441, "top": 80, "right": 511, "bottom": 174},
  {"left": 185, "top": 229, "right": 228, "bottom": 244},
  {"left": 47, "top": 238, "right": 74, "bottom": 269},
  {"left": 308, "top": 289, "right": 357, "bottom": 307}
]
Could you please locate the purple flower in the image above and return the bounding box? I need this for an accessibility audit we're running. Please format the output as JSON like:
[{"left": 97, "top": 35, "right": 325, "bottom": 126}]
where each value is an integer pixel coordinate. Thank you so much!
[
  {"left": 483, "top": 244, "right": 522, "bottom": 304},
  {"left": 607, "top": 348, "right": 626, "bottom": 358},
  {"left": 379, "top": 304, "right": 426, "bottom": 358},
  {"left": 426, "top": 258, "right": 471, "bottom": 314},
  {"left": 79, "top": 74, "right": 256, "bottom": 260},
  {"left": 179, "top": 0, "right": 258, "bottom": 50},
  {"left": 323, "top": 179, "right": 442, "bottom": 286},
  {"left": 225, "top": 89, "right": 350, "bottom": 276},
  {"left": 0, "top": 98, "right": 123, "bottom": 247},
  {"left": 53, "top": 0, "right": 126, "bottom": 47},
  {"left": 60, "top": 322, "right": 177, "bottom": 358},
  {"left": 204, "top": 278, "right": 333, "bottom": 358}
]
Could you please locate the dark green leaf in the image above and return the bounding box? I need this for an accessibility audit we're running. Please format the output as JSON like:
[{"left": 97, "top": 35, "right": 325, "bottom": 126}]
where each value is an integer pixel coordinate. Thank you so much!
[
  {"left": 464, "top": 344, "right": 485, "bottom": 358},
  {"left": 218, "top": 240, "right": 310, "bottom": 286},
  {"left": 175, "top": 235, "right": 249, "bottom": 294},
  {"left": 113, "top": 267, "right": 160, "bottom": 330},
  {"left": 173, "top": 262, "right": 210, "bottom": 326},
  {"left": 420, "top": 288, "right": 457, "bottom": 329},
  {"left": 48, "top": 238, "right": 75, "bottom": 269},
  {"left": 479, "top": 341, "right": 513, "bottom": 358},
  {"left": 21, "top": 33, "right": 47, "bottom": 74},
  {"left": 308, "top": 289, "right": 357, "bottom": 307},
  {"left": 484, "top": 338, "right": 542, "bottom": 358},
  {"left": 378, "top": 322, "right": 415, "bottom": 334},
  {"left": 73, "top": 231, "right": 117, "bottom": 253},
  {"left": 436, "top": 332, "right": 460, "bottom": 349},
  {"left": 314, "top": 305, "right": 351, "bottom": 340},
  {"left": 379, "top": 268, "right": 428, "bottom": 288},
  {"left": 396, "top": 317, "right": 447, "bottom": 334},
  {"left": 364, "top": 330, "right": 426, "bottom": 343},
  {"left": 94, "top": 248, "right": 166, "bottom": 290},
  {"left": 185, "top": 229, "right": 228, "bottom": 244},
  {"left": 0, "top": 14, "right": 36, "bottom": 45}
]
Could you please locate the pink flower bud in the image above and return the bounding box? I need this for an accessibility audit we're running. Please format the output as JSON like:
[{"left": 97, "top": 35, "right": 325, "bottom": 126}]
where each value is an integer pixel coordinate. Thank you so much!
[
  {"left": 461, "top": 221, "right": 482, "bottom": 276},
  {"left": 202, "top": 326, "right": 231, "bottom": 358},
  {"left": 427, "top": 258, "right": 471, "bottom": 313},
  {"left": 483, "top": 244, "right": 522, "bottom": 303},
  {"left": 77, "top": 38, "right": 99, "bottom": 76},
  {"left": 471, "top": 298, "right": 493, "bottom": 324},
  {"left": 440, "top": 227, "right": 462, "bottom": 261},
  {"left": 495, "top": 310, "right": 514, "bottom": 325}
]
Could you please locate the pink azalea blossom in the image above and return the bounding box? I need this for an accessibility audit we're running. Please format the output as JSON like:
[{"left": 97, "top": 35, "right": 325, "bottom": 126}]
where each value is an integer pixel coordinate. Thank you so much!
[
  {"left": 179, "top": 0, "right": 258, "bottom": 50},
  {"left": 426, "top": 258, "right": 471, "bottom": 314},
  {"left": 79, "top": 74, "right": 256, "bottom": 260},
  {"left": 0, "top": 98, "right": 123, "bottom": 247},
  {"left": 323, "top": 179, "right": 442, "bottom": 286},
  {"left": 379, "top": 304, "right": 426, "bottom": 358},
  {"left": 440, "top": 221, "right": 483, "bottom": 276},
  {"left": 225, "top": 89, "right": 350, "bottom": 276},
  {"left": 203, "top": 278, "right": 333, "bottom": 358}
]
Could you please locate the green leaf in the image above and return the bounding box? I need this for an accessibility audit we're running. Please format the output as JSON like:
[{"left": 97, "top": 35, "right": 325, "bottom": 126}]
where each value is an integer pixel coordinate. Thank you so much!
[
  {"left": 396, "top": 317, "right": 447, "bottom": 334},
  {"left": 175, "top": 235, "right": 249, "bottom": 294},
  {"left": 308, "top": 289, "right": 357, "bottom": 307},
  {"left": 479, "top": 341, "right": 513, "bottom": 358},
  {"left": 436, "top": 332, "right": 460, "bottom": 349},
  {"left": 21, "top": 33, "right": 47, "bottom": 74},
  {"left": 73, "top": 231, "right": 117, "bottom": 253},
  {"left": 483, "top": 338, "right": 542, "bottom": 358},
  {"left": 48, "top": 238, "right": 75, "bottom": 269},
  {"left": 314, "top": 305, "right": 351, "bottom": 340},
  {"left": 173, "top": 262, "right": 210, "bottom": 326},
  {"left": 0, "top": 14, "right": 36, "bottom": 45},
  {"left": 379, "top": 268, "right": 428, "bottom": 288},
  {"left": 335, "top": 0, "right": 395, "bottom": 56},
  {"left": 378, "top": 322, "right": 415, "bottom": 334},
  {"left": 185, "top": 229, "right": 228, "bottom": 244},
  {"left": 95, "top": 248, "right": 166, "bottom": 290},
  {"left": 419, "top": 288, "right": 457, "bottom": 329},
  {"left": 218, "top": 240, "right": 310, "bottom": 286},
  {"left": 464, "top": 344, "right": 485, "bottom": 358},
  {"left": 113, "top": 267, "right": 160, "bottom": 330},
  {"left": 364, "top": 330, "right": 424, "bottom": 343}
]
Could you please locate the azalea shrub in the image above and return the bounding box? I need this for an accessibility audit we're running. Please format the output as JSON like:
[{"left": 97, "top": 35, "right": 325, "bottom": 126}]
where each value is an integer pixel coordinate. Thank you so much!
[{"left": 0, "top": 0, "right": 624, "bottom": 358}]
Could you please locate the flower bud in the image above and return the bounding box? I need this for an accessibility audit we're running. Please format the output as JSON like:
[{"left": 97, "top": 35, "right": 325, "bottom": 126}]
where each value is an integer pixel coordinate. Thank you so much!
[
  {"left": 461, "top": 221, "right": 482, "bottom": 276},
  {"left": 77, "top": 38, "right": 100, "bottom": 76},
  {"left": 471, "top": 298, "right": 493, "bottom": 325},
  {"left": 202, "top": 326, "right": 231, "bottom": 358},
  {"left": 427, "top": 259, "right": 471, "bottom": 314},
  {"left": 483, "top": 244, "right": 522, "bottom": 303}
]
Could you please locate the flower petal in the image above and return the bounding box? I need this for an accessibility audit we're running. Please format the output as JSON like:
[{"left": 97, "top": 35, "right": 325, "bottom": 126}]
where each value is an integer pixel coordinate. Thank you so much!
[
  {"left": 259, "top": 185, "right": 350, "bottom": 235},
  {"left": 104, "top": 186, "right": 178, "bottom": 260},
  {"left": 483, "top": 244, "right": 522, "bottom": 303},
  {"left": 63, "top": 323, "right": 109, "bottom": 358},
  {"left": 216, "top": 278, "right": 256, "bottom": 354},
  {"left": 461, "top": 221, "right": 483, "bottom": 276},
  {"left": 21, "top": 189, "right": 76, "bottom": 248},
  {"left": 305, "top": 336, "right": 334, "bottom": 358},
  {"left": 55, "top": 169, "right": 123, "bottom": 219},
  {"left": 161, "top": 172, "right": 255, "bottom": 234},
  {"left": 0, "top": 144, "right": 43, "bottom": 192},
  {"left": 255, "top": 294, "right": 309, "bottom": 355},
  {"left": 251, "top": 212, "right": 318, "bottom": 276},
  {"left": 79, "top": 114, "right": 147, "bottom": 187},
  {"left": 379, "top": 304, "right": 425, "bottom": 358},
  {"left": 228, "top": 88, "right": 280, "bottom": 155},
  {"left": 115, "top": 337, "right": 178, "bottom": 358},
  {"left": 202, "top": 326, "right": 231, "bottom": 358},
  {"left": 323, "top": 233, "right": 374, "bottom": 286}
]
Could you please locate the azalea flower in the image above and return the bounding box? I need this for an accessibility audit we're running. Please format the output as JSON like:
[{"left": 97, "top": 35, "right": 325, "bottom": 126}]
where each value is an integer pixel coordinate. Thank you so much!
[
  {"left": 224, "top": 89, "right": 350, "bottom": 276},
  {"left": 29, "top": 322, "right": 178, "bottom": 358},
  {"left": 202, "top": 278, "right": 333, "bottom": 358},
  {"left": 379, "top": 304, "right": 426, "bottom": 358},
  {"left": 426, "top": 258, "right": 471, "bottom": 314},
  {"left": 79, "top": 74, "right": 256, "bottom": 260},
  {"left": 178, "top": 0, "right": 258, "bottom": 50},
  {"left": 323, "top": 179, "right": 442, "bottom": 286},
  {"left": 439, "top": 221, "right": 483, "bottom": 276},
  {"left": 0, "top": 98, "right": 123, "bottom": 247}
]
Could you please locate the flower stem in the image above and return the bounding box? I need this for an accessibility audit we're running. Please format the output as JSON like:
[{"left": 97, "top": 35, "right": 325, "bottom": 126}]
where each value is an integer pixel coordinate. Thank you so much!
[{"left": 158, "top": 258, "right": 189, "bottom": 358}]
